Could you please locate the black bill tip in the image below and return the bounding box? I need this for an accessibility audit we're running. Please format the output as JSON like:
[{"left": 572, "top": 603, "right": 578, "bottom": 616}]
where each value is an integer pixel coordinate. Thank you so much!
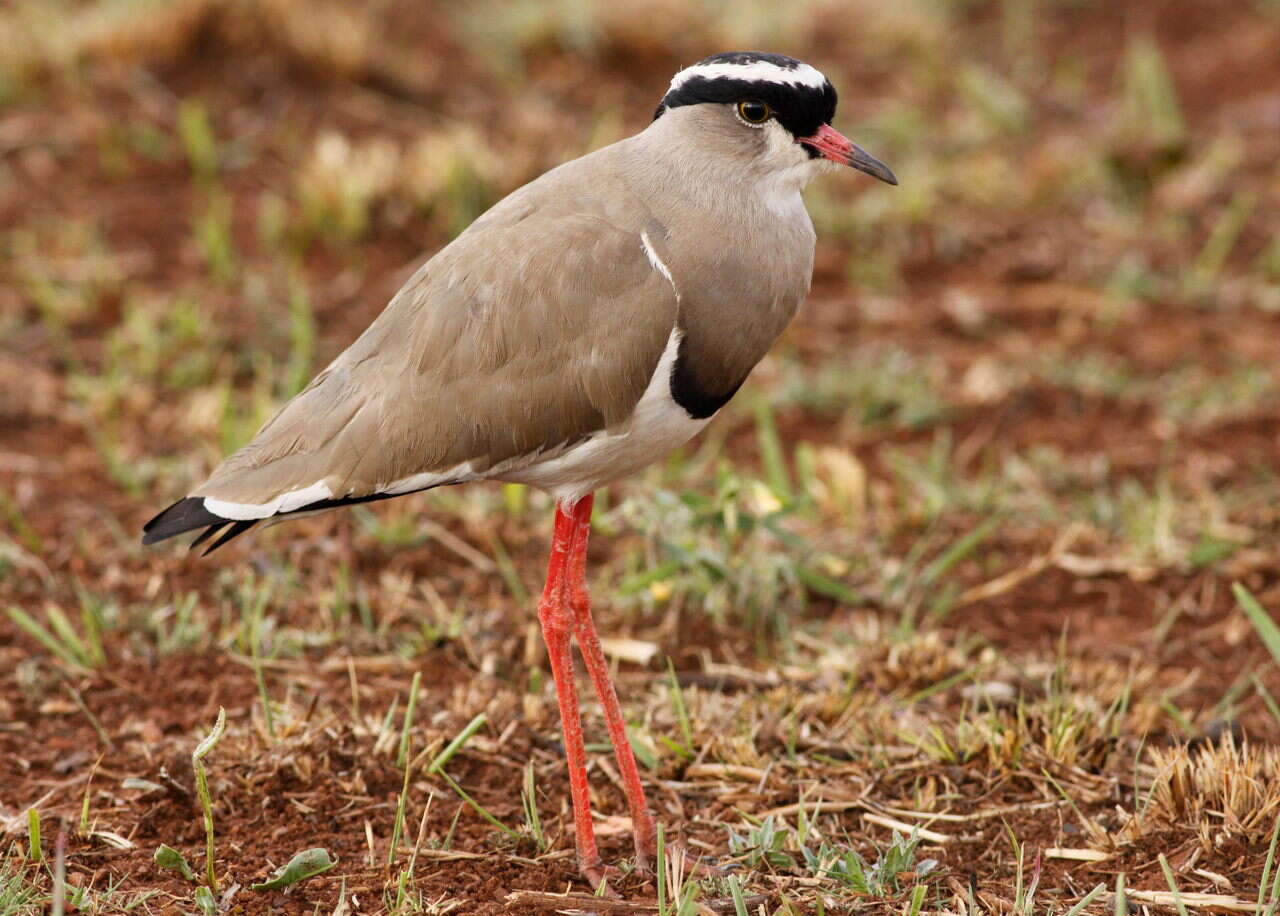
[{"left": 848, "top": 143, "right": 897, "bottom": 185}]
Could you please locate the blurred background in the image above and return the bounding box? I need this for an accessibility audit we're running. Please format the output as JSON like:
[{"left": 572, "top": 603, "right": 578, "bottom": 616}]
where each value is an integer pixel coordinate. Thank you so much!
[{"left": 2, "top": 0, "right": 1280, "bottom": 912}]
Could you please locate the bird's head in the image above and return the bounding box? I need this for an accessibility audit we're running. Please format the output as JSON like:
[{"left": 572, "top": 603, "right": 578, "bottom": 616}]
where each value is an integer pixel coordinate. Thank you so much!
[{"left": 653, "top": 51, "right": 897, "bottom": 189}]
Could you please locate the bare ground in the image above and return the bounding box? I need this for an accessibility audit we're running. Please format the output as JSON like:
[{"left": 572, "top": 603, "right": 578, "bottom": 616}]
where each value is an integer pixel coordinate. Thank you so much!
[{"left": 3, "top": 0, "right": 1280, "bottom": 913}]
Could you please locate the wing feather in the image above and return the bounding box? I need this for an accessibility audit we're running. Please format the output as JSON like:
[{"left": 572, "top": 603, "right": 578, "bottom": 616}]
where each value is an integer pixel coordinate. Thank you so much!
[{"left": 149, "top": 154, "right": 677, "bottom": 541}]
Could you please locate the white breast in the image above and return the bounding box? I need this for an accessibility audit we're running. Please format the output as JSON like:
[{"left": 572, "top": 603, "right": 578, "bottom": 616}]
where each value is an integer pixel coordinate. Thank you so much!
[{"left": 498, "top": 328, "right": 709, "bottom": 503}]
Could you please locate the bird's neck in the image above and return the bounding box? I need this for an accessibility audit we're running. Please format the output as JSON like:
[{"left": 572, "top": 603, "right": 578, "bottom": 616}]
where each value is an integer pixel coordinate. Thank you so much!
[{"left": 623, "top": 129, "right": 813, "bottom": 226}]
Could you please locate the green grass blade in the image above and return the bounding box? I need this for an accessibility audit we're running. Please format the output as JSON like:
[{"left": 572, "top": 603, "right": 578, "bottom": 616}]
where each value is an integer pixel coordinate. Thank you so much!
[
  {"left": 7, "top": 607, "right": 85, "bottom": 668},
  {"left": 437, "top": 771, "right": 519, "bottom": 839},
  {"left": 427, "top": 713, "right": 487, "bottom": 775},
  {"left": 754, "top": 400, "right": 794, "bottom": 506},
  {"left": 27, "top": 808, "right": 41, "bottom": 863},
  {"left": 397, "top": 672, "right": 422, "bottom": 768},
  {"left": 666, "top": 659, "right": 694, "bottom": 753},
  {"left": 1062, "top": 883, "right": 1106, "bottom": 916},
  {"left": 388, "top": 754, "right": 413, "bottom": 866},
  {"left": 656, "top": 822, "right": 667, "bottom": 915},
  {"left": 727, "top": 874, "right": 749, "bottom": 916},
  {"left": 919, "top": 516, "right": 1001, "bottom": 588},
  {"left": 488, "top": 535, "right": 530, "bottom": 605},
  {"left": 907, "top": 883, "right": 928, "bottom": 916},
  {"left": 1157, "top": 854, "right": 1189, "bottom": 916},
  {"left": 1255, "top": 675, "right": 1280, "bottom": 727},
  {"left": 1259, "top": 815, "right": 1280, "bottom": 916},
  {"left": 521, "top": 761, "right": 545, "bottom": 851},
  {"left": 1234, "top": 583, "right": 1280, "bottom": 665},
  {"left": 795, "top": 564, "right": 862, "bottom": 604},
  {"left": 192, "top": 707, "right": 227, "bottom": 891}
]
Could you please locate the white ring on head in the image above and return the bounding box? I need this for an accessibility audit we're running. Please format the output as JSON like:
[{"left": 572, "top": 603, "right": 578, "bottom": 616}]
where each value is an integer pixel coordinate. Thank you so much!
[{"left": 668, "top": 59, "right": 828, "bottom": 93}]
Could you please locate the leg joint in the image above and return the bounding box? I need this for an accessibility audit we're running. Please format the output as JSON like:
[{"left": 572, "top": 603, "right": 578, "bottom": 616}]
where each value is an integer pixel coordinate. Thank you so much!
[{"left": 538, "top": 596, "right": 573, "bottom": 635}]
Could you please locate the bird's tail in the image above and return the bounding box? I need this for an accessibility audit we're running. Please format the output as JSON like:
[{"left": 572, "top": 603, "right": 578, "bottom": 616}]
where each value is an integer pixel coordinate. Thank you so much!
[{"left": 142, "top": 498, "right": 258, "bottom": 555}]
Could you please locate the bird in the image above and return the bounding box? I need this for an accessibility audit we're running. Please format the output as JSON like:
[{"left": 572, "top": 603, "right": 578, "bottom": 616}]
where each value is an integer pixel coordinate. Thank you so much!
[{"left": 142, "top": 50, "right": 896, "bottom": 890}]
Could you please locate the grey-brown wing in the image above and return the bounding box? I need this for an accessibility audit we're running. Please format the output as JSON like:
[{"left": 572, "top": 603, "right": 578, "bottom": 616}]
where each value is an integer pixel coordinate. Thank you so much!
[{"left": 176, "top": 209, "right": 677, "bottom": 521}]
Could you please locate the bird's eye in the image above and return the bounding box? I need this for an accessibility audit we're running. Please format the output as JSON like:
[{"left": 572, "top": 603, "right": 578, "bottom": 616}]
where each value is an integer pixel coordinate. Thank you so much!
[{"left": 736, "top": 100, "right": 772, "bottom": 125}]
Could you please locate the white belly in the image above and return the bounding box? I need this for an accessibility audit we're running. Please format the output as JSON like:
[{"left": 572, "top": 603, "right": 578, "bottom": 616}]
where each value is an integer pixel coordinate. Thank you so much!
[{"left": 499, "top": 329, "right": 709, "bottom": 503}]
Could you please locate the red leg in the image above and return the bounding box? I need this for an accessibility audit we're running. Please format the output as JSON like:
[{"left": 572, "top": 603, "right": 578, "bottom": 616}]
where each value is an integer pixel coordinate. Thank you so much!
[
  {"left": 564, "top": 494, "right": 658, "bottom": 873},
  {"left": 537, "top": 502, "right": 611, "bottom": 890}
]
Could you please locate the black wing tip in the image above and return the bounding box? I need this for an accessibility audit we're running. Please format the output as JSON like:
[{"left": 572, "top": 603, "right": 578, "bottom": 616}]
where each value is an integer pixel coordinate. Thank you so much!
[
  {"left": 187, "top": 522, "right": 227, "bottom": 552},
  {"left": 141, "top": 486, "right": 426, "bottom": 553},
  {"left": 143, "top": 497, "right": 219, "bottom": 544},
  {"left": 202, "top": 520, "right": 254, "bottom": 555},
  {"left": 141, "top": 496, "right": 257, "bottom": 552}
]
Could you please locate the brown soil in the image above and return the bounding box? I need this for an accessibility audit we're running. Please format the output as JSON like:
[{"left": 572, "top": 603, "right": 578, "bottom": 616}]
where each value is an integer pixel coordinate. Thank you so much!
[{"left": 3, "top": 0, "right": 1280, "bottom": 912}]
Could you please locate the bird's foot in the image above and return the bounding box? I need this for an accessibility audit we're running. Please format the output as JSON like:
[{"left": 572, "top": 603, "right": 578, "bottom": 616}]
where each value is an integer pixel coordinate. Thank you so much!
[
  {"left": 661, "top": 843, "right": 731, "bottom": 878},
  {"left": 631, "top": 826, "right": 656, "bottom": 877},
  {"left": 631, "top": 833, "right": 729, "bottom": 883},
  {"left": 582, "top": 859, "right": 622, "bottom": 897}
]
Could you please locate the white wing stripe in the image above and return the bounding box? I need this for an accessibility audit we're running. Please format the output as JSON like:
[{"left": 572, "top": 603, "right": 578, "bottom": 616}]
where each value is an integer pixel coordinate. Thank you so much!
[
  {"left": 204, "top": 480, "right": 335, "bottom": 520},
  {"left": 376, "top": 461, "right": 479, "bottom": 496},
  {"left": 641, "top": 231, "right": 677, "bottom": 297},
  {"left": 201, "top": 458, "right": 483, "bottom": 521}
]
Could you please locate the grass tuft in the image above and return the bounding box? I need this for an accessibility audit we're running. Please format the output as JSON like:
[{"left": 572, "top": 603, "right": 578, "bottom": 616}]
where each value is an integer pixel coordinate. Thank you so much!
[{"left": 192, "top": 707, "right": 227, "bottom": 892}]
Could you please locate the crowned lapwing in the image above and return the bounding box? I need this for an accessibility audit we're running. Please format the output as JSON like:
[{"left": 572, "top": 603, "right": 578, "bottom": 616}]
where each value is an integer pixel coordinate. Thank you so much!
[{"left": 143, "top": 51, "right": 895, "bottom": 889}]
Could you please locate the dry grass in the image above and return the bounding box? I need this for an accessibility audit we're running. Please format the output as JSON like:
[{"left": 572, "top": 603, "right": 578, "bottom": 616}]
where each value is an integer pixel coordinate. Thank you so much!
[{"left": 3, "top": 0, "right": 1280, "bottom": 913}]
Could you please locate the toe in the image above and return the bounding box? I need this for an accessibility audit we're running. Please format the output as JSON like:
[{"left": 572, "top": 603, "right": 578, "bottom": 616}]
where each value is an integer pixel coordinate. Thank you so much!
[
  {"left": 667, "top": 843, "right": 728, "bottom": 877},
  {"left": 582, "top": 860, "right": 622, "bottom": 897},
  {"left": 634, "top": 831, "right": 656, "bottom": 875}
]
